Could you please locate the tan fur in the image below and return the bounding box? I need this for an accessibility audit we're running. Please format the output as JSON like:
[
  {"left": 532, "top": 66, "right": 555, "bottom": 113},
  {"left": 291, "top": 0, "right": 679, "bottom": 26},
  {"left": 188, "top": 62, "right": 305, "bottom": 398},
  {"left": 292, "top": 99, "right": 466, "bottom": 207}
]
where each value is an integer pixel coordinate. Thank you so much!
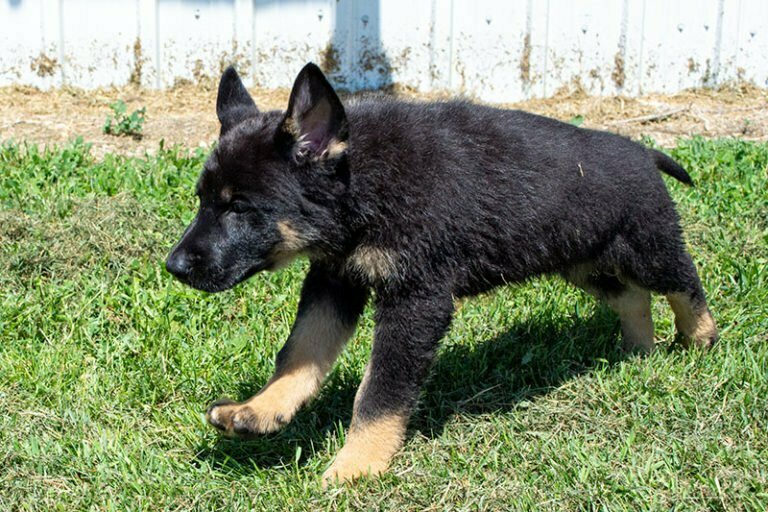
[
  {"left": 206, "top": 298, "right": 354, "bottom": 436},
  {"left": 277, "top": 220, "right": 304, "bottom": 251},
  {"left": 269, "top": 220, "right": 306, "bottom": 269},
  {"left": 322, "top": 360, "right": 407, "bottom": 486},
  {"left": 346, "top": 246, "right": 398, "bottom": 282},
  {"left": 564, "top": 267, "right": 655, "bottom": 352},
  {"left": 282, "top": 116, "right": 300, "bottom": 138},
  {"left": 667, "top": 292, "right": 718, "bottom": 347},
  {"left": 322, "top": 412, "right": 408, "bottom": 487},
  {"left": 324, "top": 139, "right": 348, "bottom": 158},
  {"left": 563, "top": 264, "right": 623, "bottom": 299},
  {"left": 220, "top": 186, "right": 233, "bottom": 202},
  {"left": 606, "top": 286, "right": 655, "bottom": 353}
]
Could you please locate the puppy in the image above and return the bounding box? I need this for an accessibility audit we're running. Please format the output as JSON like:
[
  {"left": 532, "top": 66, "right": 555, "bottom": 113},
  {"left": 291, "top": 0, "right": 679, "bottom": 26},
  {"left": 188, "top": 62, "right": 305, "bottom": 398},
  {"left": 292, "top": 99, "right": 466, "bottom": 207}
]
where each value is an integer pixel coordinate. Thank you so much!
[{"left": 166, "top": 63, "right": 717, "bottom": 485}]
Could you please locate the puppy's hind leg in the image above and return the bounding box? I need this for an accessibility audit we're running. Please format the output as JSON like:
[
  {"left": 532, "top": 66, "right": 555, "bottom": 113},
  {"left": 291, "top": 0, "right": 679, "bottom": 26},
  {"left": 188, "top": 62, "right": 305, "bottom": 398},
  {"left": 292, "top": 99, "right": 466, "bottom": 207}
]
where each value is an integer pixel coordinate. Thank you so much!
[
  {"left": 606, "top": 285, "right": 655, "bottom": 354},
  {"left": 627, "top": 246, "right": 717, "bottom": 349},
  {"left": 564, "top": 268, "right": 655, "bottom": 354},
  {"left": 666, "top": 276, "right": 718, "bottom": 349},
  {"left": 667, "top": 291, "right": 717, "bottom": 348}
]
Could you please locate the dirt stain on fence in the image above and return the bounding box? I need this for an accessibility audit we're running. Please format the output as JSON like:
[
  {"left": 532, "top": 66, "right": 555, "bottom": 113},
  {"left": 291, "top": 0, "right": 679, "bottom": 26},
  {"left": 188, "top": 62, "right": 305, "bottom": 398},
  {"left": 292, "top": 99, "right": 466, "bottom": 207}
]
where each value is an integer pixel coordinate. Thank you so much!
[
  {"left": 520, "top": 33, "right": 532, "bottom": 85},
  {"left": 30, "top": 52, "right": 58, "bottom": 78},
  {"left": 129, "top": 38, "right": 145, "bottom": 87},
  {"left": 612, "top": 51, "right": 625, "bottom": 89},
  {"left": 320, "top": 42, "right": 341, "bottom": 76}
]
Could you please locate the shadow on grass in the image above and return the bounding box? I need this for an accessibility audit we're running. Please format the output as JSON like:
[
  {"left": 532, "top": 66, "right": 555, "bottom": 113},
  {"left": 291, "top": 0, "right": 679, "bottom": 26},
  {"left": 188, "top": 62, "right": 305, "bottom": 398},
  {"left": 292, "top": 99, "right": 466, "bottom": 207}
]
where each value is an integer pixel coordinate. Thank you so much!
[
  {"left": 194, "top": 304, "right": 630, "bottom": 474},
  {"left": 416, "top": 305, "right": 628, "bottom": 437}
]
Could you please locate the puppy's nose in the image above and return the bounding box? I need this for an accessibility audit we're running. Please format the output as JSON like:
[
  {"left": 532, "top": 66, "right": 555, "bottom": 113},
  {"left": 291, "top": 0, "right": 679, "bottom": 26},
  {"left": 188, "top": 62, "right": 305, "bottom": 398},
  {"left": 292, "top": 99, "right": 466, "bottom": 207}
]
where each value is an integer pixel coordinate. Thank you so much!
[{"left": 166, "top": 250, "right": 195, "bottom": 278}]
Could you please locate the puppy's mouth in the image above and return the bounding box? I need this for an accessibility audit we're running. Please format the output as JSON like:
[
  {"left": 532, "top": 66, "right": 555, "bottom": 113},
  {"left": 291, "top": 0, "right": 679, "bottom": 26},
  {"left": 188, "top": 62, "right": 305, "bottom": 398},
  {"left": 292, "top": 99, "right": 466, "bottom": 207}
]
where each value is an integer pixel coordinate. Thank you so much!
[{"left": 175, "top": 261, "right": 269, "bottom": 293}]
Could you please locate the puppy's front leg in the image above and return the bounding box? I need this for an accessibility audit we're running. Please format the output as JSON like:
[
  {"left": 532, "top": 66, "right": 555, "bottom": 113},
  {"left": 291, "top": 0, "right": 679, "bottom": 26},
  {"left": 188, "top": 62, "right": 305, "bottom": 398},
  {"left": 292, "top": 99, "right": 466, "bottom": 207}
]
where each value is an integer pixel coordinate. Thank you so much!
[
  {"left": 207, "top": 265, "right": 367, "bottom": 437},
  {"left": 323, "top": 291, "right": 453, "bottom": 486}
]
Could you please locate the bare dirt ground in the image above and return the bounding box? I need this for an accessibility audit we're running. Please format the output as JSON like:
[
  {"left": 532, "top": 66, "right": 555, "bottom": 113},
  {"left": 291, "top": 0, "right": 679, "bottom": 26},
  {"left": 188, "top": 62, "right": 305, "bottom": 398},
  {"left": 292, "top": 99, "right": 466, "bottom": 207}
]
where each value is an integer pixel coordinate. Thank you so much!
[{"left": 1, "top": 83, "right": 766, "bottom": 157}]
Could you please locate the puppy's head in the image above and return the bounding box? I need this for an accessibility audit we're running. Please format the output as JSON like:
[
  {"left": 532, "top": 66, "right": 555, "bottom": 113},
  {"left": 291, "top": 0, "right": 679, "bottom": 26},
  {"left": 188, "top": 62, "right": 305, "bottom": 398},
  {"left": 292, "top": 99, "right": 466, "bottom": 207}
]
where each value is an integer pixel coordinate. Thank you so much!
[{"left": 166, "top": 63, "right": 349, "bottom": 292}]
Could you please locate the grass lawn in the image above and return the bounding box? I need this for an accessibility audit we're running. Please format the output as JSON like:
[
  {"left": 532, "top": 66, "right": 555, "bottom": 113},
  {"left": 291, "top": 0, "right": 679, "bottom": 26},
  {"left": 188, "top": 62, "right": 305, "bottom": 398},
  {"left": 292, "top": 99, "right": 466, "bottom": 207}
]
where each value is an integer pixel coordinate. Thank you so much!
[{"left": 0, "top": 136, "right": 766, "bottom": 510}]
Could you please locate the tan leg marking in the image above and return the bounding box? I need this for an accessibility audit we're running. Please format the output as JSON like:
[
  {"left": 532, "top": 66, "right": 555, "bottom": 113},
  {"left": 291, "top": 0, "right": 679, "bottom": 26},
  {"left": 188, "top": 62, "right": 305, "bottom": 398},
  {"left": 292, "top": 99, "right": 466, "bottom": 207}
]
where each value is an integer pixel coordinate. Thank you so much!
[
  {"left": 606, "top": 286, "right": 656, "bottom": 354},
  {"left": 667, "top": 292, "right": 718, "bottom": 348},
  {"left": 207, "top": 298, "right": 353, "bottom": 436},
  {"left": 564, "top": 267, "right": 655, "bottom": 353},
  {"left": 322, "top": 363, "right": 407, "bottom": 486},
  {"left": 322, "top": 412, "right": 407, "bottom": 487},
  {"left": 345, "top": 246, "right": 398, "bottom": 282}
]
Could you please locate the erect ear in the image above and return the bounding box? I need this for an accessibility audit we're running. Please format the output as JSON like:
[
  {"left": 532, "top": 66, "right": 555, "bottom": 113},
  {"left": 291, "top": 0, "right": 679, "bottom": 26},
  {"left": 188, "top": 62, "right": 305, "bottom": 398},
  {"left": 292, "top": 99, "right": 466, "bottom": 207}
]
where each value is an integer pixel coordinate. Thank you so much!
[
  {"left": 216, "top": 66, "right": 258, "bottom": 135},
  {"left": 279, "top": 62, "right": 348, "bottom": 160}
]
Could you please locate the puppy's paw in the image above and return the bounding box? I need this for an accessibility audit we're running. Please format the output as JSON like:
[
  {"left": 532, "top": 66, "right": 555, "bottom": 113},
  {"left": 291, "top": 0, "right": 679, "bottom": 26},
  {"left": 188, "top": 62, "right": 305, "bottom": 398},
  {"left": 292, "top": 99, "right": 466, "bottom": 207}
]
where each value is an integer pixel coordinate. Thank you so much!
[
  {"left": 672, "top": 311, "right": 718, "bottom": 350},
  {"left": 321, "top": 415, "right": 406, "bottom": 488},
  {"left": 620, "top": 336, "right": 655, "bottom": 355},
  {"left": 205, "top": 397, "right": 291, "bottom": 437},
  {"left": 675, "top": 330, "right": 718, "bottom": 350},
  {"left": 321, "top": 449, "right": 389, "bottom": 488}
]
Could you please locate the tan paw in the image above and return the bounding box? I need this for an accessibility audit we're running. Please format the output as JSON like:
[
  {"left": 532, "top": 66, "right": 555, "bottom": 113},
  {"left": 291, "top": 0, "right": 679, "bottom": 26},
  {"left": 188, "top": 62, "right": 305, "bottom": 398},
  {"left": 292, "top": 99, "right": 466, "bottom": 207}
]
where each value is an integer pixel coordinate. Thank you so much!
[
  {"left": 205, "top": 397, "right": 292, "bottom": 437},
  {"left": 321, "top": 414, "right": 407, "bottom": 487},
  {"left": 321, "top": 451, "right": 389, "bottom": 488},
  {"left": 621, "top": 335, "right": 655, "bottom": 355},
  {"left": 667, "top": 293, "right": 718, "bottom": 349},
  {"left": 676, "top": 329, "right": 718, "bottom": 350},
  {"left": 678, "top": 310, "right": 718, "bottom": 349}
]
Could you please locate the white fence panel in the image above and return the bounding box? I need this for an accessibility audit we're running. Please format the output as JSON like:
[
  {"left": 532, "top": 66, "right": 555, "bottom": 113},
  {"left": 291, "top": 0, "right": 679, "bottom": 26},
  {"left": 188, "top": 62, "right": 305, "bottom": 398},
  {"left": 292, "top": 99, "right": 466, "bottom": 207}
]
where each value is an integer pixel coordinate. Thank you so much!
[{"left": 0, "top": 0, "right": 766, "bottom": 102}]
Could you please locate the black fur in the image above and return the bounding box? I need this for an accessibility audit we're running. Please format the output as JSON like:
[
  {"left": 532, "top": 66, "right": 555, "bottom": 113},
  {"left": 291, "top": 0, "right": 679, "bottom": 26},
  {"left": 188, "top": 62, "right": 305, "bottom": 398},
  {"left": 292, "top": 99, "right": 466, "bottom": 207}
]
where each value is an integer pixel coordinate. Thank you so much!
[
  {"left": 167, "top": 64, "right": 712, "bottom": 435},
  {"left": 217, "top": 66, "right": 259, "bottom": 135}
]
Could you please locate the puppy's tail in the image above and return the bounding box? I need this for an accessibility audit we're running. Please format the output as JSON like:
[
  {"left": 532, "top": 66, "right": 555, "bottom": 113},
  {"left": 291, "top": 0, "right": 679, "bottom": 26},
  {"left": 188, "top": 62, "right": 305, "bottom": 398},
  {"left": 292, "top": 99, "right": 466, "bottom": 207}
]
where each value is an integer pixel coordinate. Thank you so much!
[{"left": 652, "top": 150, "right": 694, "bottom": 186}]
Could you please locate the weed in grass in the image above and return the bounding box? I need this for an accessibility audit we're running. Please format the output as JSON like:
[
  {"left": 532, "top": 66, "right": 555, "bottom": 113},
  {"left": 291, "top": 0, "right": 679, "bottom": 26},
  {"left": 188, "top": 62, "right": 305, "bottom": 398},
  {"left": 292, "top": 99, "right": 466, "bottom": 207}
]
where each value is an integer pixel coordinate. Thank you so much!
[
  {"left": 103, "top": 100, "right": 146, "bottom": 140},
  {"left": 0, "top": 137, "right": 766, "bottom": 510}
]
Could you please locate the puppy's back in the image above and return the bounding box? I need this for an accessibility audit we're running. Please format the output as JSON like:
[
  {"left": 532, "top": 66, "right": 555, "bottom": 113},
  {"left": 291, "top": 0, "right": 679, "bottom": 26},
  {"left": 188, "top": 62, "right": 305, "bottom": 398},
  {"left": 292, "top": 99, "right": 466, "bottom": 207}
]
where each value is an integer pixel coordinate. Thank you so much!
[{"left": 344, "top": 99, "right": 685, "bottom": 290}]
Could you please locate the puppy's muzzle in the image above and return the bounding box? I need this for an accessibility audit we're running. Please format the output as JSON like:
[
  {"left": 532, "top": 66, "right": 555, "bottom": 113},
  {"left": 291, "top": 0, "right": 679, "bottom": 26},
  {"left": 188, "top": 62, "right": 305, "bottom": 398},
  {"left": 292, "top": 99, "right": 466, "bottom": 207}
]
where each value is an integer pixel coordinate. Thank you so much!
[{"left": 165, "top": 249, "right": 199, "bottom": 280}]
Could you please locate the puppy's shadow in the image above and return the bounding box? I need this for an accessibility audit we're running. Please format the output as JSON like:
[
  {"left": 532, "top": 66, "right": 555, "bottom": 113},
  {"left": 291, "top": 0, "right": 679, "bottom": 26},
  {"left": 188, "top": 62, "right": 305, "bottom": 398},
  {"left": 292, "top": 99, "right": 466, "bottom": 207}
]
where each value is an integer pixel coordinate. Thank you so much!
[
  {"left": 194, "top": 305, "right": 631, "bottom": 474},
  {"left": 416, "top": 305, "right": 629, "bottom": 437}
]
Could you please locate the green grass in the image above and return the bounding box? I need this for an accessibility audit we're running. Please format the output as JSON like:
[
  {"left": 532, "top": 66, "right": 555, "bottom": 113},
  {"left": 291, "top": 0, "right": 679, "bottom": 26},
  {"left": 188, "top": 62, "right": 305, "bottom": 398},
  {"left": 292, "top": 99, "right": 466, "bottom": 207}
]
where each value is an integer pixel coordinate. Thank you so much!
[{"left": 0, "top": 136, "right": 766, "bottom": 510}]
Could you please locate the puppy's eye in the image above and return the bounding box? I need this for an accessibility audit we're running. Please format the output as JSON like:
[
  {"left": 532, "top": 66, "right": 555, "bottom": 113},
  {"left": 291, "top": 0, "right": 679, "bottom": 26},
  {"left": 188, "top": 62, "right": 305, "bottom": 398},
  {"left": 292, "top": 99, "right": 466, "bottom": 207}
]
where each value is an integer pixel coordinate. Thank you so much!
[{"left": 229, "top": 200, "right": 251, "bottom": 214}]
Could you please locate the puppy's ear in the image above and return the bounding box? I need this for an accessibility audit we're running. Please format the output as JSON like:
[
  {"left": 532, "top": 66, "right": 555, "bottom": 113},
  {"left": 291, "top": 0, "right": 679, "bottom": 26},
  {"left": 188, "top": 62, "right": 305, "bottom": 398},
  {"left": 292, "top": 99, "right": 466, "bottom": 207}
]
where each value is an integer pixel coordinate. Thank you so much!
[
  {"left": 278, "top": 63, "right": 348, "bottom": 160},
  {"left": 216, "top": 66, "right": 258, "bottom": 135}
]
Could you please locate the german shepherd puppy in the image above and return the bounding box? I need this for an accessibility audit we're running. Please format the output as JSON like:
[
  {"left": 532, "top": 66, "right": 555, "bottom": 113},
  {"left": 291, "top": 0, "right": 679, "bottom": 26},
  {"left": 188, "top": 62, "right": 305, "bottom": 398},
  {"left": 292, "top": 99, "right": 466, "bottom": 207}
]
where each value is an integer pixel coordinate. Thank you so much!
[{"left": 166, "top": 63, "right": 717, "bottom": 485}]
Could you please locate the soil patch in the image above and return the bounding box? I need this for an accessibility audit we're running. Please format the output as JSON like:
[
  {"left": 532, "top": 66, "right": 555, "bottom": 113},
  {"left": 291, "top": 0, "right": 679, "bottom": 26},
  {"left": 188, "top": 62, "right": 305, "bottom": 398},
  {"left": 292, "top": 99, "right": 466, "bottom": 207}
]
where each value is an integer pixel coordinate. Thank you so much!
[{"left": 1, "top": 83, "right": 766, "bottom": 157}]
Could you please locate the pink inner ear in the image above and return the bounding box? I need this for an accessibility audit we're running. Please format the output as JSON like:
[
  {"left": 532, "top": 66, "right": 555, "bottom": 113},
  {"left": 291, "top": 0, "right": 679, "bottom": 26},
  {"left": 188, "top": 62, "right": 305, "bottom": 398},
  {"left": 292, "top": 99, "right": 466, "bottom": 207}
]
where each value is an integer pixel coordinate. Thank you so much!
[
  {"left": 299, "top": 99, "right": 333, "bottom": 153},
  {"left": 305, "top": 122, "right": 330, "bottom": 152}
]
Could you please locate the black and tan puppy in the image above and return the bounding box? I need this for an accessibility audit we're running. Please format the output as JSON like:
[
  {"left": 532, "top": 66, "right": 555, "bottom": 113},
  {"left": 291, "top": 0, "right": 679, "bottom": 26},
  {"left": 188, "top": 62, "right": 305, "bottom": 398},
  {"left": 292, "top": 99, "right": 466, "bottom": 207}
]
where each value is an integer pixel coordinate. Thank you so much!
[{"left": 166, "top": 63, "right": 717, "bottom": 485}]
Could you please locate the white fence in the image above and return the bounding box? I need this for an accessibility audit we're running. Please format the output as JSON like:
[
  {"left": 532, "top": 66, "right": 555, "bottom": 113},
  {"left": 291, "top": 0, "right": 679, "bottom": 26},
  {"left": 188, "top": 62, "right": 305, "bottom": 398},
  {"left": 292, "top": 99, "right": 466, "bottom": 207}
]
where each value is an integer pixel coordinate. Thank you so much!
[{"left": 1, "top": 0, "right": 766, "bottom": 102}]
